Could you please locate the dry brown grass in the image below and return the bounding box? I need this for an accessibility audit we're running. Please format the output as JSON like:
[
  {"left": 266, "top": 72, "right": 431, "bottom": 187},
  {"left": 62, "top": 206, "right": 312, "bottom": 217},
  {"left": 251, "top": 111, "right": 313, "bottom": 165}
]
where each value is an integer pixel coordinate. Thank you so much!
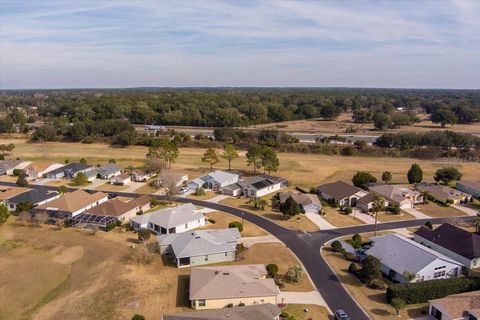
[
  {"left": 322, "top": 249, "right": 428, "bottom": 320},
  {"left": 0, "top": 175, "right": 17, "bottom": 182},
  {"left": 283, "top": 304, "right": 330, "bottom": 320},
  {"left": 198, "top": 211, "right": 268, "bottom": 237},
  {"left": 186, "top": 190, "right": 219, "bottom": 200},
  {"left": 219, "top": 196, "right": 320, "bottom": 232},
  {"left": 416, "top": 202, "right": 466, "bottom": 218},
  {"left": 376, "top": 210, "right": 416, "bottom": 222},
  {"left": 322, "top": 206, "right": 365, "bottom": 227},
  {"left": 94, "top": 182, "right": 129, "bottom": 192}
]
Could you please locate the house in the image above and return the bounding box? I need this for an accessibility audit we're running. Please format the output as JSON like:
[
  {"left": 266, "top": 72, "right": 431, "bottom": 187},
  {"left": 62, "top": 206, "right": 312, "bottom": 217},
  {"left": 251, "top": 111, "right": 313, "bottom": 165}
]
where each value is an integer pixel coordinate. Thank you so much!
[
  {"left": 131, "top": 169, "right": 154, "bottom": 182},
  {"left": 457, "top": 181, "right": 480, "bottom": 199},
  {"left": 365, "top": 234, "right": 464, "bottom": 283},
  {"left": 189, "top": 264, "right": 279, "bottom": 310},
  {"left": 0, "top": 159, "right": 31, "bottom": 175},
  {"left": 316, "top": 180, "right": 368, "bottom": 207},
  {"left": 417, "top": 183, "right": 472, "bottom": 204},
  {"left": 188, "top": 170, "right": 240, "bottom": 191},
  {"left": 130, "top": 203, "right": 205, "bottom": 234},
  {"left": 24, "top": 163, "right": 64, "bottom": 181},
  {"left": 368, "top": 184, "right": 423, "bottom": 209},
  {"left": 5, "top": 188, "right": 60, "bottom": 212},
  {"left": 44, "top": 163, "right": 92, "bottom": 180},
  {"left": 414, "top": 223, "right": 480, "bottom": 269},
  {"left": 84, "top": 195, "right": 152, "bottom": 222},
  {"left": 96, "top": 163, "right": 121, "bottom": 179},
  {"left": 0, "top": 186, "right": 31, "bottom": 204},
  {"left": 33, "top": 189, "right": 108, "bottom": 219},
  {"left": 157, "top": 228, "right": 241, "bottom": 267},
  {"left": 83, "top": 168, "right": 99, "bottom": 182},
  {"left": 429, "top": 291, "right": 480, "bottom": 320},
  {"left": 237, "top": 175, "right": 288, "bottom": 198},
  {"left": 153, "top": 171, "right": 189, "bottom": 188},
  {"left": 109, "top": 172, "right": 131, "bottom": 185},
  {"left": 278, "top": 191, "right": 321, "bottom": 214},
  {"left": 162, "top": 303, "right": 281, "bottom": 320}
]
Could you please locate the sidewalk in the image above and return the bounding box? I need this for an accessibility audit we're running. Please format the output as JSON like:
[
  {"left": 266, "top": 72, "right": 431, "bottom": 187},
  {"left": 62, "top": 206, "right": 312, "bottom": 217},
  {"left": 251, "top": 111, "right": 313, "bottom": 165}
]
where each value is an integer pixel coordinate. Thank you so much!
[
  {"left": 278, "top": 291, "right": 328, "bottom": 307},
  {"left": 305, "top": 212, "right": 336, "bottom": 230}
]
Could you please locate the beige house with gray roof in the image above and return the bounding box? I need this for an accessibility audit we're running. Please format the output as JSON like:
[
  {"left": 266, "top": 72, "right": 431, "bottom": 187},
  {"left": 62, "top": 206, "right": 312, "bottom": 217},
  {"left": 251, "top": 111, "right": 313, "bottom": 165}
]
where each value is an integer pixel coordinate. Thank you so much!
[
  {"left": 368, "top": 184, "right": 423, "bottom": 209},
  {"left": 162, "top": 303, "right": 281, "bottom": 320},
  {"left": 189, "top": 264, "right": 279, "bottom": 310}
]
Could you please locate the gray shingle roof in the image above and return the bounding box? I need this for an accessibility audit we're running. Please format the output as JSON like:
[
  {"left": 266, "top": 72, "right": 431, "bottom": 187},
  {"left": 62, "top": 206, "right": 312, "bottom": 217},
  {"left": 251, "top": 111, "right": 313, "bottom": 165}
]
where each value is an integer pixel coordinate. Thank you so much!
[
  {"left": 97, "top": 163, "right": 121, "bottom": 176},
  {"left": 366, "top": 234, "right": 461, "bottom": 275},
  {"left": 131, "top": 203, "right": 203, "bottom": 228},
  {"left": 7, "top": 188, "right": 59, "bottom": 205},
  {"left": 158, "top": 228, "right": 240, "bottom": 258},
  {"left": 162, "top": 303, "right": 281, "bottom": 320},
  {"left": 238, "top": 175, "right": 287, "bottom": 191}
]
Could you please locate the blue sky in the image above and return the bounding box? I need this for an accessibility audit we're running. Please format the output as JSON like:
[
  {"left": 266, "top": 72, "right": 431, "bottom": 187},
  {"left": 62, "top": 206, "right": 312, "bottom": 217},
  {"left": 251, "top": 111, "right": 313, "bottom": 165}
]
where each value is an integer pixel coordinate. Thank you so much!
[{"left": 0, "top": 0, "right": 479, "bottom": 89}]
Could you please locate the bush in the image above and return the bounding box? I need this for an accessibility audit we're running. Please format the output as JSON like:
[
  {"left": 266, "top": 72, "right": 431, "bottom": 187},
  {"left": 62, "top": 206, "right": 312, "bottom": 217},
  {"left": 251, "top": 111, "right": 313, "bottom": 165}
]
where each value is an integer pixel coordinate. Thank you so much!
[
  {"left": 309, "top": 187, "right": 317, "bottom": 194},
  {"left": 389, "top": 204, "right": 401, "bottom": 215},
  {"left": 12, "top": 168, "right": 24, "bottom": 177},
  {"left": 424, "top": 221, "right": 433, "bottom": 230},
  {"left": 369, "top": 279, "right": 387, "bottom": 290},
  {"left": 132, "top": 314, "right": 145, "bottom": 320},
  {"left": 228, "top": 221, "right": 243, "bottom": 232},
  {"left": 446, "top": 199, "right": 454, "bottom": 205},
  {"left": 285, "top": 265, "right": 304, "bottom": 283},
  {"left": 351, "top": 233, "right": 363, "bottom": 248},
  {"left": 207, "top": 218, "right": 216, "bottom": 224},
  {"left": 150, "top": 198, "right": 160, "bottom": 207},
  {"left": 342, "top": 251, "right": 358, "bottom": 262},
  {"left": 105, "top": 222, "right": 117, "bottom": 232},
  {"left": 386, "top": 277, "right": 480, "bottom": 304},
  {"left": 331, "top": 240, "right": 343, "bottom": 252},
  {"left": 348, "top": 263, "right": 360, "bottom": 274},
  {"left": 343, "top": 206, "right": 353, "bottom": 214},
  {"left": 266, "top": 264, "right": 279, "bottom": 278},
  {"left": 195, "top": 187, "right": 205, "bottom": 196}
]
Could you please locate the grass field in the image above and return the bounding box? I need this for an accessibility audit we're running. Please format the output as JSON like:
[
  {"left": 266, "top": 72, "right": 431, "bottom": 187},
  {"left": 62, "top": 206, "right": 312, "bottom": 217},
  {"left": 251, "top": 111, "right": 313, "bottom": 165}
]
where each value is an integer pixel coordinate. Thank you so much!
[{"left": 2, "top": 139, "right": 480, "bottom": 190}]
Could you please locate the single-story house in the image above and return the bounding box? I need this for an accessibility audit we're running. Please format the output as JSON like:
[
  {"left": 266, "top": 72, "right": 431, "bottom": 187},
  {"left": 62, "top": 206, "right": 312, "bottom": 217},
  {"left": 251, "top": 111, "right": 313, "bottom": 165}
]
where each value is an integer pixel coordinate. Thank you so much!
[
  {"left": 84, "top": 195, "right": 152, "bottom": 222},
  {"left": 110, "top": 172, "right": 131, "bottom": 185},
  {"left": 188, "top": 170, "right": 240, "bottom": 191},
  {"left": 5, "top": 188, "right": 60, "bottom": 212},
  {"left": 365, "top": 234, "right": 464, "bottom": 283},
  {"left": 0, "top": 159, "right": 31, "bottom": 175},
  {"left": 189, "top": 264, "right": 279, "bottom": 310},
  {"left": 368, "top": 184, "right": 423, "bottom": 209},
  {"left": 158, "top": 228, "right": 241, "bottom": 267},
  {"left": 416, "top": 183, "right": 472, "bottom": 204},
  {"left": 162, "top": 303, "right": 281, "bottom": 320},
  {"left": 278, "top": 191, "right": 321, "bottom": 214},
  {"left": 456, "top": 181, "right": 480, "bottom": 199},
  {"left": 83, "top": 168, "right": 99, "bottom": 182},
  {"left": 0, "top": 186, "right": 31, "bottom": 204},
  {"left": 236, "top": 175, "right": 288, "bottom": 198},
  {"left": 33, "top": 189, "right": 108, "bottom": 219},
  {"left": 44, "top": 163, "right": 92, "bottom": 180},
  {"left": 130, "top": 203, "right": 205, "bottom": 234},
  {"left": 429, "top": 291, "right": 480, "bottom": 320},
  {"left": 153, "top": 171, "right": 189, "bottom": 188},
  {"left": 96, "top": 163, "right": 121, "bottom": 179},
  {"left": 131, "top": 169, "right": 154, "bottom": 182},
  {"left": 414, "top": 223, "right": 480, "bottom": 269},
  {"left": 24, "top": 163, "right": 64, "bottom": 181},
  {"left": 316, "top": 180, "right": 369, "bottom": 207}
]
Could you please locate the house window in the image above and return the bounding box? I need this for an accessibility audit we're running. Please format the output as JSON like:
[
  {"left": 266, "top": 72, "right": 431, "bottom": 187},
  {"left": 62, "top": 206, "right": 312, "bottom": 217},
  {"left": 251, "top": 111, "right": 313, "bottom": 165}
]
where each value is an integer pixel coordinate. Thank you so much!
[
  {"left": 205, "top": 255, "right": 208, "bottom": 261},
  {"left": 225, "top": 252, "right": 228, "bottom": 257},
  {"left": 434, "top": 266, "right": 446, "bottom": 270},
  {"left": 185, "top": 223, "right": 188, "bottom": 229},
  {"left": 198, "top": 300, "right": 206, "bottom": 307}
]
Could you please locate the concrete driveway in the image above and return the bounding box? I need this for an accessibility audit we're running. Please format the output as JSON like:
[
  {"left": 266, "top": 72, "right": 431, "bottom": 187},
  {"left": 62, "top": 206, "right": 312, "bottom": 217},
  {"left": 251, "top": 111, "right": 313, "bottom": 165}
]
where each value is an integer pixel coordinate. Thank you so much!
[
  {"left": 403, "top": 207, "right": 431, "bottom": 219},
  {"left": 278, "top": 291, "right": 328, "bottom": 308}
]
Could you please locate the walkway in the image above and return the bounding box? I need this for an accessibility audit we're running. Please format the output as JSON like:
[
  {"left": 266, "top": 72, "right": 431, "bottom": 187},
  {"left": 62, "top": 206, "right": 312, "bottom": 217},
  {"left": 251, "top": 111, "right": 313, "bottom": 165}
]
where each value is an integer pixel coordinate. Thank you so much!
[
  {"left": 403, "top": 207, "right": 431, "bottom": 219},
  {"left": 305, "top": 212, "right": 336, "bottom": 230},
  {"left": 278, "top": 291, "right": 328, "bottom": 308},
  {"left": 452, "top": 204, "right": 479, "bottom": 216},
  {"left": 240, "top": 235, "right": 280, "bottom": 248}
]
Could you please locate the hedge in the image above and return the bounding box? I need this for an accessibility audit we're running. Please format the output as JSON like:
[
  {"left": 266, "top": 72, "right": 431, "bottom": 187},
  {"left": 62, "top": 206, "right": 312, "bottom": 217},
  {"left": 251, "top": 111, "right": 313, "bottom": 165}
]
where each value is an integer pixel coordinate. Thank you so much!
[{"left": 386, "top": 277, "right": 480, "bottom": 304}]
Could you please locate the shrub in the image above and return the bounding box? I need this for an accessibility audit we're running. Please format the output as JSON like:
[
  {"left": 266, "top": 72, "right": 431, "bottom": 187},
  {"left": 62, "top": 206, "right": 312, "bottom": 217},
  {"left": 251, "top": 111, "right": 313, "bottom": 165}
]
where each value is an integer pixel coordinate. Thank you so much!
[
  {"left": 228, "top": 221, "right": 243, "bottom": 232},
  {"left": 389, "top": 204, "right": 401, "bottom": 215},
  {"left": 348, "top": 263, "right": 360, "bottom": 274},
  {"left": 195, "top": 187, "right": 205, "bottom": 196},
  {"left": 207, "top": 218, "right": 216, "bottom": 224},
  {"left": 150, "top": 198, "right": 160, "bottom": 207},
  {"left": 342, "top": 251, "right": 358, "bottom": 262},
  {"left": 285, "top": 265, "right": 304, "bottom": 283},
  {"left": 331, "top": 240, "right": 343, "bottom": 252},
  {"left": 386, "top": 277, "right": 480, "bottom": 304},
  {"left": 132, "top": 314, "right": 145, "bottom": 320},
  {"left": 12, "top": 168, "right": 24, "bottom": 177},
  {"left": 266, "top": 264, "right": 279, "bottom": 278},
  {"left": 351, "top": 233, "right": 363, "bottom": 248},
  {"left": 137, "top": 228, "right": 151, "bottom": 242},
  {"left": 369, "top": 279, "right": 387, "bottom": 290},
  {"left": 309, "top": 187, "right": 317, "bottom": 194},
  {"left": 343, "top": 206, "right": 353, "bottom": 214},
  {"left": 446, "top": 199, "right": 454, "bottom": 205},
  {"left": 424, "top": 221, "right": 433, "bottom": 230},
  {"left": 105, "top": 222, "right": 117, "bottom": 232},
  {"left": 359, "top": 256, "right": 381, "bottom": 284}
]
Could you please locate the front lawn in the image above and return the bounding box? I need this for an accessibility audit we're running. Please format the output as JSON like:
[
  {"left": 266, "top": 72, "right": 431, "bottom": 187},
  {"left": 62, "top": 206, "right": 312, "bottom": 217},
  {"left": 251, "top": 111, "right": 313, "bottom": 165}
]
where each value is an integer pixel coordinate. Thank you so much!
[
  {"left": 321, "top": 206, "right": 365, "bottom": 227},
  {"left": 416, "top": 201, "right": 466, "bottom": 218},
  {"left": 376, "top": 210, "right": 416, "bottom": 222},
  {"left": 198, "top": 211, "right": 268, "bottom": 237},
  {"left": 282, "top": 304, "right": 329, "bottom": 320}
]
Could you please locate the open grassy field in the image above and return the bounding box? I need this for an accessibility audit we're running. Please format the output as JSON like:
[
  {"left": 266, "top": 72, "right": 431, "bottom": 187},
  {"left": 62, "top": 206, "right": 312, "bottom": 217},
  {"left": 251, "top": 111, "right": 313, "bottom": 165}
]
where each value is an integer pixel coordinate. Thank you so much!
[
  {"left": 3, "top": 139, "right": 480, "bottom": 190},
  {"left": 251, "top": 112, "right": 480, "bottom": 135}
]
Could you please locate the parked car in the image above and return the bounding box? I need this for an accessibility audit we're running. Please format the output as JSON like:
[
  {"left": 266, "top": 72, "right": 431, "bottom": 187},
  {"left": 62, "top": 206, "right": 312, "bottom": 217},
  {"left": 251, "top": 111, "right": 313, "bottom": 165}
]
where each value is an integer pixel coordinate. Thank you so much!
[
  {"left": 335, "top": 309, "right": 351, "bottom": 320},
  {"left": 108, "top": 192, "right": 118, "bottom": 199},
  {"left": 179, "top": 186, "right": 189, "bottom": 194}
]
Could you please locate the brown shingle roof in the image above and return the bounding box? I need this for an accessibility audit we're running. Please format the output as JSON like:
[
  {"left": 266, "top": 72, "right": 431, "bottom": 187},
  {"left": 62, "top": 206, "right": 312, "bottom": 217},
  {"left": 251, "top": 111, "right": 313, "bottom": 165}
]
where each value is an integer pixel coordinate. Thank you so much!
[
  {"left": 163, "top": 304, "right": 281, "bottom": 320},
  {"left": 36, "top": 189, "right": 107, "bottom": 213},
  {"left": 0, "top": 186, "right": 31, "bottom": 201},
  {"left": 431, "top": 291, "right": 480, "bottom": 318},
  {"left": 316, "top": 180, "right": 362, "bottom": 201},
  {"left": 86, "top": 195, "right": 151, "bottom": 216},
  {"left": 279, "top": 191, "right": 321, "bottom": 207}
]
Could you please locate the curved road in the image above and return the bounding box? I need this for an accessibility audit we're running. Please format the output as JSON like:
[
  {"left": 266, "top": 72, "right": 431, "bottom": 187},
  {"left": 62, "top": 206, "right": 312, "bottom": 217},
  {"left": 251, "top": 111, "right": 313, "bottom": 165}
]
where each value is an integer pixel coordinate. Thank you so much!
[{"left": 7, "top": 182, "right": 475, "bottom": 320}]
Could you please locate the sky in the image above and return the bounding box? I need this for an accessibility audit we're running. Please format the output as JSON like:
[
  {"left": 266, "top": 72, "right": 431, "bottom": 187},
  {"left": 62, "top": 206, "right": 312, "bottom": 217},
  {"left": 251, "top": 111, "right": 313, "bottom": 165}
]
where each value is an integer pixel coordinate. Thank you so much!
[{"left": 0, "top": 0, "right": 479, "bottom": 89}]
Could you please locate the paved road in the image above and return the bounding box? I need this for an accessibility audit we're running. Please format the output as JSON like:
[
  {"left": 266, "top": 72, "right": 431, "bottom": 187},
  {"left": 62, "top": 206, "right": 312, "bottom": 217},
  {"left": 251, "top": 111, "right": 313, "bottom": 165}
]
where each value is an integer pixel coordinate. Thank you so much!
[{"left": 6, "top": 182, "right": 474, "bottom": 320}]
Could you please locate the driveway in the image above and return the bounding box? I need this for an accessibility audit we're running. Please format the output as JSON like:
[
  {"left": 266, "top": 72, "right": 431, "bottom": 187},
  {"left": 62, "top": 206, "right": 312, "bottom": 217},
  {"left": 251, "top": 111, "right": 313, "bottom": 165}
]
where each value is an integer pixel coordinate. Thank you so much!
[
  {"left": 278, "top": 290, "right": 328, "bottom": 308},
  {"left": 452, "top": 204, "right": 479, "bottom": 216},
  {"left": 305, "top": 212, "right": 336, "bottom": 230},
  {"left": 206, "top": 194, "right": 231, "bottom": 203},
  {"left": 240, "top": 235, "right": 280, "bottom": 248},
  {"left": 403, "top": 207, "right": 431, "bottom": 219}
]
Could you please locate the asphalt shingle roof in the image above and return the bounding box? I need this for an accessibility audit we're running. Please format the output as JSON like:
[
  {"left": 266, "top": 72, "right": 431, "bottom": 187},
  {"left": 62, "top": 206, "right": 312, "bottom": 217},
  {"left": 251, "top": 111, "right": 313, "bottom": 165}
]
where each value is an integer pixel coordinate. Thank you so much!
[
  {"left": 316, "top": 180, "right": 362, "bottom": 201},
  {"left": 162, "top": 303, "right": 281, "bottom": 320},
  {"left": 131, "top": 203, "right": 203, "bottom": 228},
  {"left": 7, "top": 188, "right": 59, "bottom": 204}
]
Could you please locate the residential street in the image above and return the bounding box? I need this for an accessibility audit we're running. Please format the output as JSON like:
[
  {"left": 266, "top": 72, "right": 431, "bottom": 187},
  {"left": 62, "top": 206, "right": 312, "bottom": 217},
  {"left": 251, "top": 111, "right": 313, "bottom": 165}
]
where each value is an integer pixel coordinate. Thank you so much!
[{"left": 5, "top": 182, "right": 475, "bottom": 320}]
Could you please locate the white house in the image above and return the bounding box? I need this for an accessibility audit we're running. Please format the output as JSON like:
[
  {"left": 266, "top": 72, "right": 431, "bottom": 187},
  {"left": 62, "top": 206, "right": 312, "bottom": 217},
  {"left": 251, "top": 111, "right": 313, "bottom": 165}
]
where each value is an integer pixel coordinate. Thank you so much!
[
  {"left": 316, "top": 180, "right": 368, "bottom": 207},
  {"left": 368, "top": 184, "right": 423, "bottom": 209},
  {"left": 96, "top": 163, "right": 121, "bottom": 179},
  {"left": 0, "top": 159, "right": 31, "bottom": 176},
  {"left": 130, "top": 203, "right": 205, "bottom": 234},
  {"left": 187, "top": 170, "right": 240, "bottom": 191},
  {"left": 6, "top": 189, "right": 60, "bottom": 212},
  {"left": 278, "top": 191, "right": 321, "bottom": 214},
  {"left": 365, "top": 234, "right": 464, "bottom": 283},
  {"left": 237, "top": 175, "right": 288, "bottom": 198},
  {"left": 110, "top": 173, "right": 131, "bottom": 185}
]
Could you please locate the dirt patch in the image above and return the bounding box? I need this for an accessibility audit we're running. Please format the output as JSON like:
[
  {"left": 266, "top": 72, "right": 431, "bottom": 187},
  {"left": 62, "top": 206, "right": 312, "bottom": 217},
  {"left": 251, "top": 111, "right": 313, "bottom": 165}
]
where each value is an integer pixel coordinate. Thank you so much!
[{"left": 52, "top": 246, "right": 84, "bottom": 265}]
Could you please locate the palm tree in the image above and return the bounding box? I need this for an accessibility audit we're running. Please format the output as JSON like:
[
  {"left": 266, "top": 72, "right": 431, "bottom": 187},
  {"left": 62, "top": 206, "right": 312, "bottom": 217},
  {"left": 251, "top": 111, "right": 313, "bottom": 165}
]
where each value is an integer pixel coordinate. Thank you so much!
[
  {"left": 473, "top": 215, "right": 480, "bottom": 233},
  {"left": 372, "top": 195, "right": 385, "bottom": 236}
]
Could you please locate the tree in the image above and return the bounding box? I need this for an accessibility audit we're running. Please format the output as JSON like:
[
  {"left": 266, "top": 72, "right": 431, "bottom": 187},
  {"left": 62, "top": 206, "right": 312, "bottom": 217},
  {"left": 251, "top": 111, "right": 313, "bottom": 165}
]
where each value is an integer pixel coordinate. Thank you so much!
[
  {"left": 434, "top": 167, "right": 462, "bottom": 185},
  {"left": 79, "top": 158, "right": 87, "bottom": 165},
  {"left": 58, "top": 185, "right": 68, "bottom": 195},
  {"left": 147, "top": 139, "right": 179, "bottom": 169},
  {"left": 194, "top": 187, "right": 205, "bottom": 196},
  {"left": 137, "top": 229, "right": 151, "bottom": 243},
  {"left": 351, "top": 233, "right": 363, "bottom": 248},
  {"left": 228, "top": 221, "right": 244, "bottom": 232},
  {"left": 352, "top": 171, "right": 377, "bottom": 187},
  {"left": 331, "top": 240, "right": 343, "bottom": 252},
  {"left": 221, "top": 144, "right": 238, "bottom": 170},
  {"left": 108, "top": 158, "right": 116, "bottom": 164},
  {"left": 16, "top": 200, "right": 33, "bottom": 213},
  {"left": 247, "top": 197, "right": 268, "bottom": 210},
  {"left": 18, "top": 210, "right": 31, "bottom": 226},
  {"left": 246, "top": 145, "right": 263, "bottom": 174},
  {"left": 381, "top": 171, "right": 392, "bottom": 183},
  {"left": 16, "top": 175, "right": 28, "bottom": 187},
  {"left": 407, "top": 163, "right": 423, "bottom": 184},
  {"left": 424, "top": 221, "right": 433, "bottom": 230},
  {"left": 72, "top": 172, "right": 89, "bottom": 186},
  {"left": 373, "top": 112, "right": 391, "bottom": 130},
  {"left": 431, "top": 109, "right": 458, "bottom": 127},
  {"left": 285, "top": 265, "right": 305, "bottom": 283},
  {"left": 261, "top": 147, "right": 279, "bottom": 174},
  {"left": 201, "top": 148, "right": 220, "bottom": 171},
  {"left": 372, "top": 195, "right": 385, "bottom": 236},
  {"left": 472, "top": 216, "right": 480, "bottom": 233},
  {"left": 158, "top": 170, "right": 180, "bottom": 204},
  {"left": 131, "top": 314, "right": 145, "bottom": 320},
  {"left": 35, "top": 212, "right": 49, "bottom": 226},
  {"left": 279, "top": 196, "right": 302, "bottom": 219},
  {"left": 0, "top": 204, "right": 9, "bottom": 225},
  {"left": 359, "top": 256, "right": 381, "bottom": 284},
  {"left": 266, "top": 264, "right": 279, "bottom": 278},
  {"left": 390, "top": 298, "right": 406, "bottom": 316}
]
